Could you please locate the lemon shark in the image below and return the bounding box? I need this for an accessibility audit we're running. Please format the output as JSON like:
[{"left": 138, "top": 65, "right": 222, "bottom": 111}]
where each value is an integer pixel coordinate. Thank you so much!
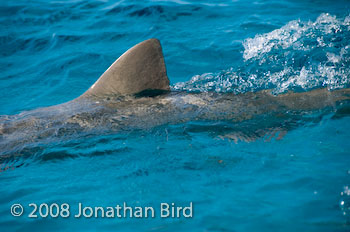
[{"left": 1, "top": 38, "right": 350, "bottom": 153}]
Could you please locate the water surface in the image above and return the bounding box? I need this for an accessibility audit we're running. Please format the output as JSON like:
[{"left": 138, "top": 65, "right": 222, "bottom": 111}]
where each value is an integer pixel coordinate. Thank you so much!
[{"left": 1, "top": 0, "right": 350, "bottom": 231}]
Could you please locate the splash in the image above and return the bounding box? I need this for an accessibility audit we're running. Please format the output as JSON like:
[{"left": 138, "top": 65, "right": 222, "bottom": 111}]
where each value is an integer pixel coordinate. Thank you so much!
[
  {"left": 173, "top": 13, "right": 350, "bottom": 94},
  {"left": 340, "top": 185, "right": 350, "bottom": 223}
]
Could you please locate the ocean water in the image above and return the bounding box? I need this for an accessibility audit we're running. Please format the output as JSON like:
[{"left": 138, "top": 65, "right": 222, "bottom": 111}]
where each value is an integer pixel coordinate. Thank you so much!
[{"left": 1, "top": 0, "right": 350, "bottom": 231}]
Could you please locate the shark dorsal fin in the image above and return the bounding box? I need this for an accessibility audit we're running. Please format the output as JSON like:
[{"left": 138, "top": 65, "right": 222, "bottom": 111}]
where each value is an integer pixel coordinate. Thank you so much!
[{"left": 81, "top": 38, "right": 170, "bottom": 98}]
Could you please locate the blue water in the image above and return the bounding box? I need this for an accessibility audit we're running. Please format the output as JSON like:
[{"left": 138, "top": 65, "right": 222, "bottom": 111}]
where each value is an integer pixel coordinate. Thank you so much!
[{"left": 1, "top": 0, "right": 350, "bottom": 231}]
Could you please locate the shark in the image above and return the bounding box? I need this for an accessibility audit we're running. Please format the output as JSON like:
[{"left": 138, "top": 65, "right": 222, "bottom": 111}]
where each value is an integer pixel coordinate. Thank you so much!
[{"left": 1, "top": 38, "right": 350, "bottom": 154}]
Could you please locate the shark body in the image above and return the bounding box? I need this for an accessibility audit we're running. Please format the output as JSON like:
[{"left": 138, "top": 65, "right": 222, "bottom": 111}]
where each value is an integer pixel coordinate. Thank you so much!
[{"left": 1, "top": 39, "right": 350, "bottom": 153}]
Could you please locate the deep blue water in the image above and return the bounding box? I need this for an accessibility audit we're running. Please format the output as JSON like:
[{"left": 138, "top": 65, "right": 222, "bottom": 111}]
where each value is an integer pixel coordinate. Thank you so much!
[{"left": 1, "top": 0, "right": 350, "bottom": 231}]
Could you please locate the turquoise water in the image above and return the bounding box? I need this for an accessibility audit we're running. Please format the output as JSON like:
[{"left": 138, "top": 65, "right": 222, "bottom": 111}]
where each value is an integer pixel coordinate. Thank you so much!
[{"left": 1, "top": 0, "right": 350, "bottom": 231}]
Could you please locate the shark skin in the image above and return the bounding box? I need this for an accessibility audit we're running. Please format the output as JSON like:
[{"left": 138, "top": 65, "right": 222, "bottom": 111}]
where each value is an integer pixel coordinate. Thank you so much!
[{"left": 1, "top": 39, "right": 350, "bottom": 154}]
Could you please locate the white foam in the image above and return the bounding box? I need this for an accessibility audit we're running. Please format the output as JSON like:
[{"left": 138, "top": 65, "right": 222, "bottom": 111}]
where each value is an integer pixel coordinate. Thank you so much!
[{"left": 173, "top": 13, "right": 350, "bottom": 94}]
